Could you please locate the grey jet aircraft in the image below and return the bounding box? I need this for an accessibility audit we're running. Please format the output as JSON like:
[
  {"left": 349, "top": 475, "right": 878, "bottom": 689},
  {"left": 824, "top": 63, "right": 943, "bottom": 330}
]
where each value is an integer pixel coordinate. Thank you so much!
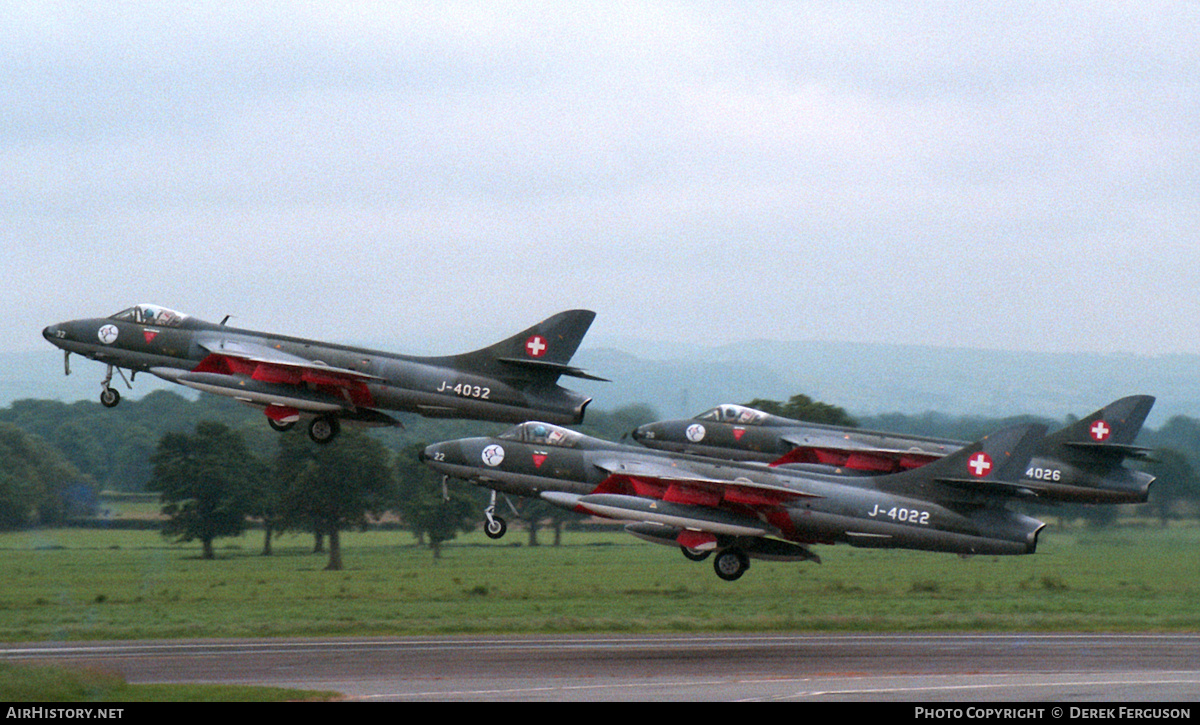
[
  {"left": 630, "top": 396, "right": 1156, "bottom": 505},
  {"left": 421, "top": 420, "right": 1049, "bottom": 581},
  {"left": 43, "top": 303, "right": 604, "bottom": 444}
]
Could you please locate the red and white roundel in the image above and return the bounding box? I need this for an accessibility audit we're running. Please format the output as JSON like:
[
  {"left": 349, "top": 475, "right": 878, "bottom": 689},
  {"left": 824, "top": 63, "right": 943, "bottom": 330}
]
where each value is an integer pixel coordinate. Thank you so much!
[
  {"left": 525, "top": 335, "right": 548, "bottom": 358},
  {"left": 1090, "top": 420, "right": 1112, "bottom": 442},
  {"left": 481, "top": 444, "right": 505, "bottom": 467},
  {"left": 967, "top": 452, "right": 993, "bottom": 478}
]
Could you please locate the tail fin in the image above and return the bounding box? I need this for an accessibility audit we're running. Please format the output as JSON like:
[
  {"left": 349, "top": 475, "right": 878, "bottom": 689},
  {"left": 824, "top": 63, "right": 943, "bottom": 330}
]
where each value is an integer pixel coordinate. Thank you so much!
[
  {"left": 878, "top": 423, "right": 1048, "bottom": 500},
  {"left": 1042, "top": 395, "right": 1155, "bottom": 462},
  {"left": 452, "top": 309, "right": 608, "bottom": 385}
]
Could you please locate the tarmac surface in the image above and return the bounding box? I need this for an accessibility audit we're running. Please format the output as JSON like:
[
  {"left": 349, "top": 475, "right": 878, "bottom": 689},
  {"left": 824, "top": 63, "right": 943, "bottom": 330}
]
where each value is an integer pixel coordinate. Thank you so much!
[{"left": 4, "top": 633, "right": 1200, "bottom": 702}]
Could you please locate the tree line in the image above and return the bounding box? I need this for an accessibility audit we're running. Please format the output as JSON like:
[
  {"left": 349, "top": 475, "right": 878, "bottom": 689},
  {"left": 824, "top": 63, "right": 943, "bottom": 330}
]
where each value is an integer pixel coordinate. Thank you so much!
[{"left": 1, "top": 392, "right": 1198, "bottom": 562}]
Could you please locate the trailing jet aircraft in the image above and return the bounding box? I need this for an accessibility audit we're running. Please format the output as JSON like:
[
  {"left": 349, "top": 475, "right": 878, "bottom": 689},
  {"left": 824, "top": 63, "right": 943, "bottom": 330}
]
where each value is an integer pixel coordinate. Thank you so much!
[
  {"left": 630, "top": 396, "right": 1156, "bottom": 504},
  {"left": 421, "top": 420, "right": 1049, "bottom": 581},
  {"left": 43, "top": 303, "right": 604, "bottom": 444}
]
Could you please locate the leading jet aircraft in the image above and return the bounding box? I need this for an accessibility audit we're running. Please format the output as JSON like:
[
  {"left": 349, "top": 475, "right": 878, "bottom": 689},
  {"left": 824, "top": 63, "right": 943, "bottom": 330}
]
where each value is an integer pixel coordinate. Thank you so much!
[
  {"left": 421, "top": 420, "right": 1049, "bottom": 581},
  {"left": 43, "top": 303, "right": 604, "bottom": 444},
  {"left": 630, "top": 396, "right": 1156, "bottom": 505}
]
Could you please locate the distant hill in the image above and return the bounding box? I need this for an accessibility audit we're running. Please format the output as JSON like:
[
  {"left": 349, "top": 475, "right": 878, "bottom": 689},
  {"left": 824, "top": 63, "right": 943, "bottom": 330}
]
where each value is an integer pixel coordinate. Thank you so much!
[
  {"left": 569, "top": 340, "right": 1198, "bottom": 428},
  {"left": 6, "top": 340, "right": 1197, "bottom": 428}
]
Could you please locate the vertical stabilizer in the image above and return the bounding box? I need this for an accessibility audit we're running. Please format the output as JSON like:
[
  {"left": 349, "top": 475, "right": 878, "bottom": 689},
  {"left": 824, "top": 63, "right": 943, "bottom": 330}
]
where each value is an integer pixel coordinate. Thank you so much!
[
  {"left": 1043, "top": 395, "right": 1155, "bottom": 461},
  {"left": 450, "top": 309, "right": 606, "bottom": 385}
]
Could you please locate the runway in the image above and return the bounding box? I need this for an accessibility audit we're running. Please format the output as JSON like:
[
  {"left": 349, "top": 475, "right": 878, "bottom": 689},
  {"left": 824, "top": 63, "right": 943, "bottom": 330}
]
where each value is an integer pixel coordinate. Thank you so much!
[{"left": 4, "top": 633, "right": 1199, "bottom": 702}]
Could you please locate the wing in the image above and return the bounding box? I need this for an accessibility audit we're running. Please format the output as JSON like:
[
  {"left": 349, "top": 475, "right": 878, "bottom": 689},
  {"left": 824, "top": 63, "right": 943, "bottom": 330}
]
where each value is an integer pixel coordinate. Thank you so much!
[
  {"left": 773, "top": 432, "right": 947, "bottom": 472},
  {"left": 540, "top": 458, "right": 817, "bottom": 543},
  {"left": 590, "top": 457, "right": 818, "bottom": 506},
  {"left": 151, "top": 339, "right": 383, "bottom": 416}
]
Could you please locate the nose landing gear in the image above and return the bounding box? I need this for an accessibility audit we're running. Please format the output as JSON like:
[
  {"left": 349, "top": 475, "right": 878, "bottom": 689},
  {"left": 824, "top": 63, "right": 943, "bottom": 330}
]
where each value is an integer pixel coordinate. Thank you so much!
[
  {"left": 483, "top": 489, "right": 508, "bottom": 539},
  {"left": 99, "top": 364, "right": 132, "bottom": 408}
]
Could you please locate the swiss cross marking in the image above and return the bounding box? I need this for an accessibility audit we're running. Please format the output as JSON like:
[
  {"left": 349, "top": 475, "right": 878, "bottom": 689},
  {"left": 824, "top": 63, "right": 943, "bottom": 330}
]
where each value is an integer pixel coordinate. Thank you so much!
[
  {"left": 968, "top": 452, "right": 993, "bottom": 478},
  {"left": 526, "top": 335, "right": 548, "bottom": 358},
  {"left": 1090, "top": 420, "right": 1111, "bottom": 441}
]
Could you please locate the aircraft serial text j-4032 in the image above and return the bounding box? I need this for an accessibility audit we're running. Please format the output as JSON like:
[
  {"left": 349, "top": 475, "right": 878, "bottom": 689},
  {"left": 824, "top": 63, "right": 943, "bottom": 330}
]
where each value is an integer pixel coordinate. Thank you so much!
[
  {"left": 420, "top": 420, "right": 1051, "bottom": 581},
  {"left": 631, "top": 396, "right": 1156, "bottom": 505},
  {"left": 42, "top": 303, "right": 605, "bottom": 444}
]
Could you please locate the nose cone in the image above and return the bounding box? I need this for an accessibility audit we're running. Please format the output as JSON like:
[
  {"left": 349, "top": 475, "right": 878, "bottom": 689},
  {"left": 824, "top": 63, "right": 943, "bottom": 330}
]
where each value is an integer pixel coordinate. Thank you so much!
[
  {"left": 42, "top": 322, "right": 71, "bottom": 350},
  {"left": 420, "top": 442, "right": 450, "bottom": 465},
  {"left": 631, "top": 424, "right": 653, "bottom": 442},
  {"left": 420, "top": 441, "right": 465, "bottom": 474}
]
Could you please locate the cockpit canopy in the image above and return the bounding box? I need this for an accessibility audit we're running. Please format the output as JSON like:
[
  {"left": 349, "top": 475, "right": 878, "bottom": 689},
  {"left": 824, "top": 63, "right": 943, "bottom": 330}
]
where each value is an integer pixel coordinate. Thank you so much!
[
  {"left": 498, "top": 421, "right": 582, "bottom": 448},
  {"left": 109, "top": 304, "right": 189, "bottom": 327},
  {"left": 696, "top": 404, "right": 770, "bottom": 425}
]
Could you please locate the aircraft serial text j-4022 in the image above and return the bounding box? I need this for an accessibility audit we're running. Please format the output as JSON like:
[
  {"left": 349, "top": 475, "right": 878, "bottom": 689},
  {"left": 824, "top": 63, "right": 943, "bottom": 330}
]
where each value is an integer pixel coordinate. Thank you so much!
[
  {"left": 42, "top": 303, "right": 605, "bottom": 444},
  {"left": 420, "top": 420, "right": 1051, "bottom": 581},
  {"left": 631, "top": 396, "right": 1156, "bottom": 505}
]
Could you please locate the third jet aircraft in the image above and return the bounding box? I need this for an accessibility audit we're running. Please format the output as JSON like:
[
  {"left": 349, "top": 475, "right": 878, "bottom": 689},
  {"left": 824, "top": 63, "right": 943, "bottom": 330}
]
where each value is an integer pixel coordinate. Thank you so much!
[{"left": 630, "top": 396, "right": 1156, "bottom": 504}]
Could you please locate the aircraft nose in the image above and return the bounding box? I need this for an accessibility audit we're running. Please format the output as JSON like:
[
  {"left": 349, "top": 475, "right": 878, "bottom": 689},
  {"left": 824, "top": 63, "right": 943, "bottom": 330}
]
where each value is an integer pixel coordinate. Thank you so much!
[
  {"left": 421, "top": 442, "right": 454, "bottom": 468},
  {"left": 42, "top": 324, "right": 65, "bottom": 345},
  {"left": 632, "top": 423, "right": 661, "bottom": 442}
]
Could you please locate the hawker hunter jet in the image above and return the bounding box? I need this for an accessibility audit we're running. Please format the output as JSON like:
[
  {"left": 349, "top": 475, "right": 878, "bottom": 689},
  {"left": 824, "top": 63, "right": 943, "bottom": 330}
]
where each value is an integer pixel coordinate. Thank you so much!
[
  {"left": 43, "top": 304, "right": 604, "bottom": 444},
  {"left": 421, "top": 420, "right": 1048, "bottom": 581},
  {"left": 631, "top": 396, "right": 1156, "bottom": 505}
]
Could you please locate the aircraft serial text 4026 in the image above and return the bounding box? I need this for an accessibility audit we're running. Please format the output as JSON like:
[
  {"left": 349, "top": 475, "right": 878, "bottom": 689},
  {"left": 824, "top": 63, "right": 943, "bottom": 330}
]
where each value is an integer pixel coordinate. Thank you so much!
[
  {"left": 631, "top": 395, "right": 1156, "bottom": 505},
  {"left": 421, "top": 420, "right": 1051, "bottom": 581},
  {"left": 42, "top": 303, "right": 604, "bottom": 444}
]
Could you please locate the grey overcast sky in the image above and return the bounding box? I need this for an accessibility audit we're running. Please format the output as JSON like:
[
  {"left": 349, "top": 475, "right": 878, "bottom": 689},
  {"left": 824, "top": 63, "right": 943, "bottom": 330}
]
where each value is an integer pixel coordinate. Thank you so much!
[{"left": 4, "top": 2, "right": 1198, "bottom": 356}]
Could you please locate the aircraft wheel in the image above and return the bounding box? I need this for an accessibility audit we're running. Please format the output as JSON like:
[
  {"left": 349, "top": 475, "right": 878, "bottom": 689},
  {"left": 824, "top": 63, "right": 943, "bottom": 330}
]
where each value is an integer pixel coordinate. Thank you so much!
[
  {"left": 484, "top": 516, "right": 507, "bottom": 540},
  {"left": 713, "top": 548, "right": 749, "bottom": 581},
  {"left": 268, "top": 418, "right": 295, "bottom": 432},
  {"left": 681, "top": 546, "right": 711, "bottom": 562},
  {"left": 100, "top": 388, "right": 121, "bottom": 408},
  {"left": 308, "top": 416, "right": 340, "bottom": 445}
]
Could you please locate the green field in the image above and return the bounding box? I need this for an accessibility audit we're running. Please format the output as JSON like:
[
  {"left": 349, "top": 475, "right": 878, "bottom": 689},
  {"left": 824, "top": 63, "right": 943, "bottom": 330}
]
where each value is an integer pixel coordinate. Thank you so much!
[{"left": 1, "top": 523, "right": 1198, "bottom": 642}]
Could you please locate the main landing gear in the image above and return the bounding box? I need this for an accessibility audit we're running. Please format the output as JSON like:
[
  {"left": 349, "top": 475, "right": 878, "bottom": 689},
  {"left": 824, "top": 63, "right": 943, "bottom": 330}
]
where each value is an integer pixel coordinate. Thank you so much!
[
  {"left": 263, "top": 405, "right": 340, "bottom": 445},
  {"left": 679, "top": 543, "right": 750, "bottom": 581},
  {"left": 306, "top": 415, "right": 340, "bottom": 445},
  {"left": 711, "top": 547, "right": 750, "bottom": 581}
]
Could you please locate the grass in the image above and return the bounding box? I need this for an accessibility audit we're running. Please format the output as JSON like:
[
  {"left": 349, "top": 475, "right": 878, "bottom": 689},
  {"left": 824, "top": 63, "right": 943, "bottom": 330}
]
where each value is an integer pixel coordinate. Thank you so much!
[
  {"left": 1, "top": 522, "right": 1198, "bottom": 641},
  {"left": 0, "top": 662, "right": 340, "bottom": 702}
]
